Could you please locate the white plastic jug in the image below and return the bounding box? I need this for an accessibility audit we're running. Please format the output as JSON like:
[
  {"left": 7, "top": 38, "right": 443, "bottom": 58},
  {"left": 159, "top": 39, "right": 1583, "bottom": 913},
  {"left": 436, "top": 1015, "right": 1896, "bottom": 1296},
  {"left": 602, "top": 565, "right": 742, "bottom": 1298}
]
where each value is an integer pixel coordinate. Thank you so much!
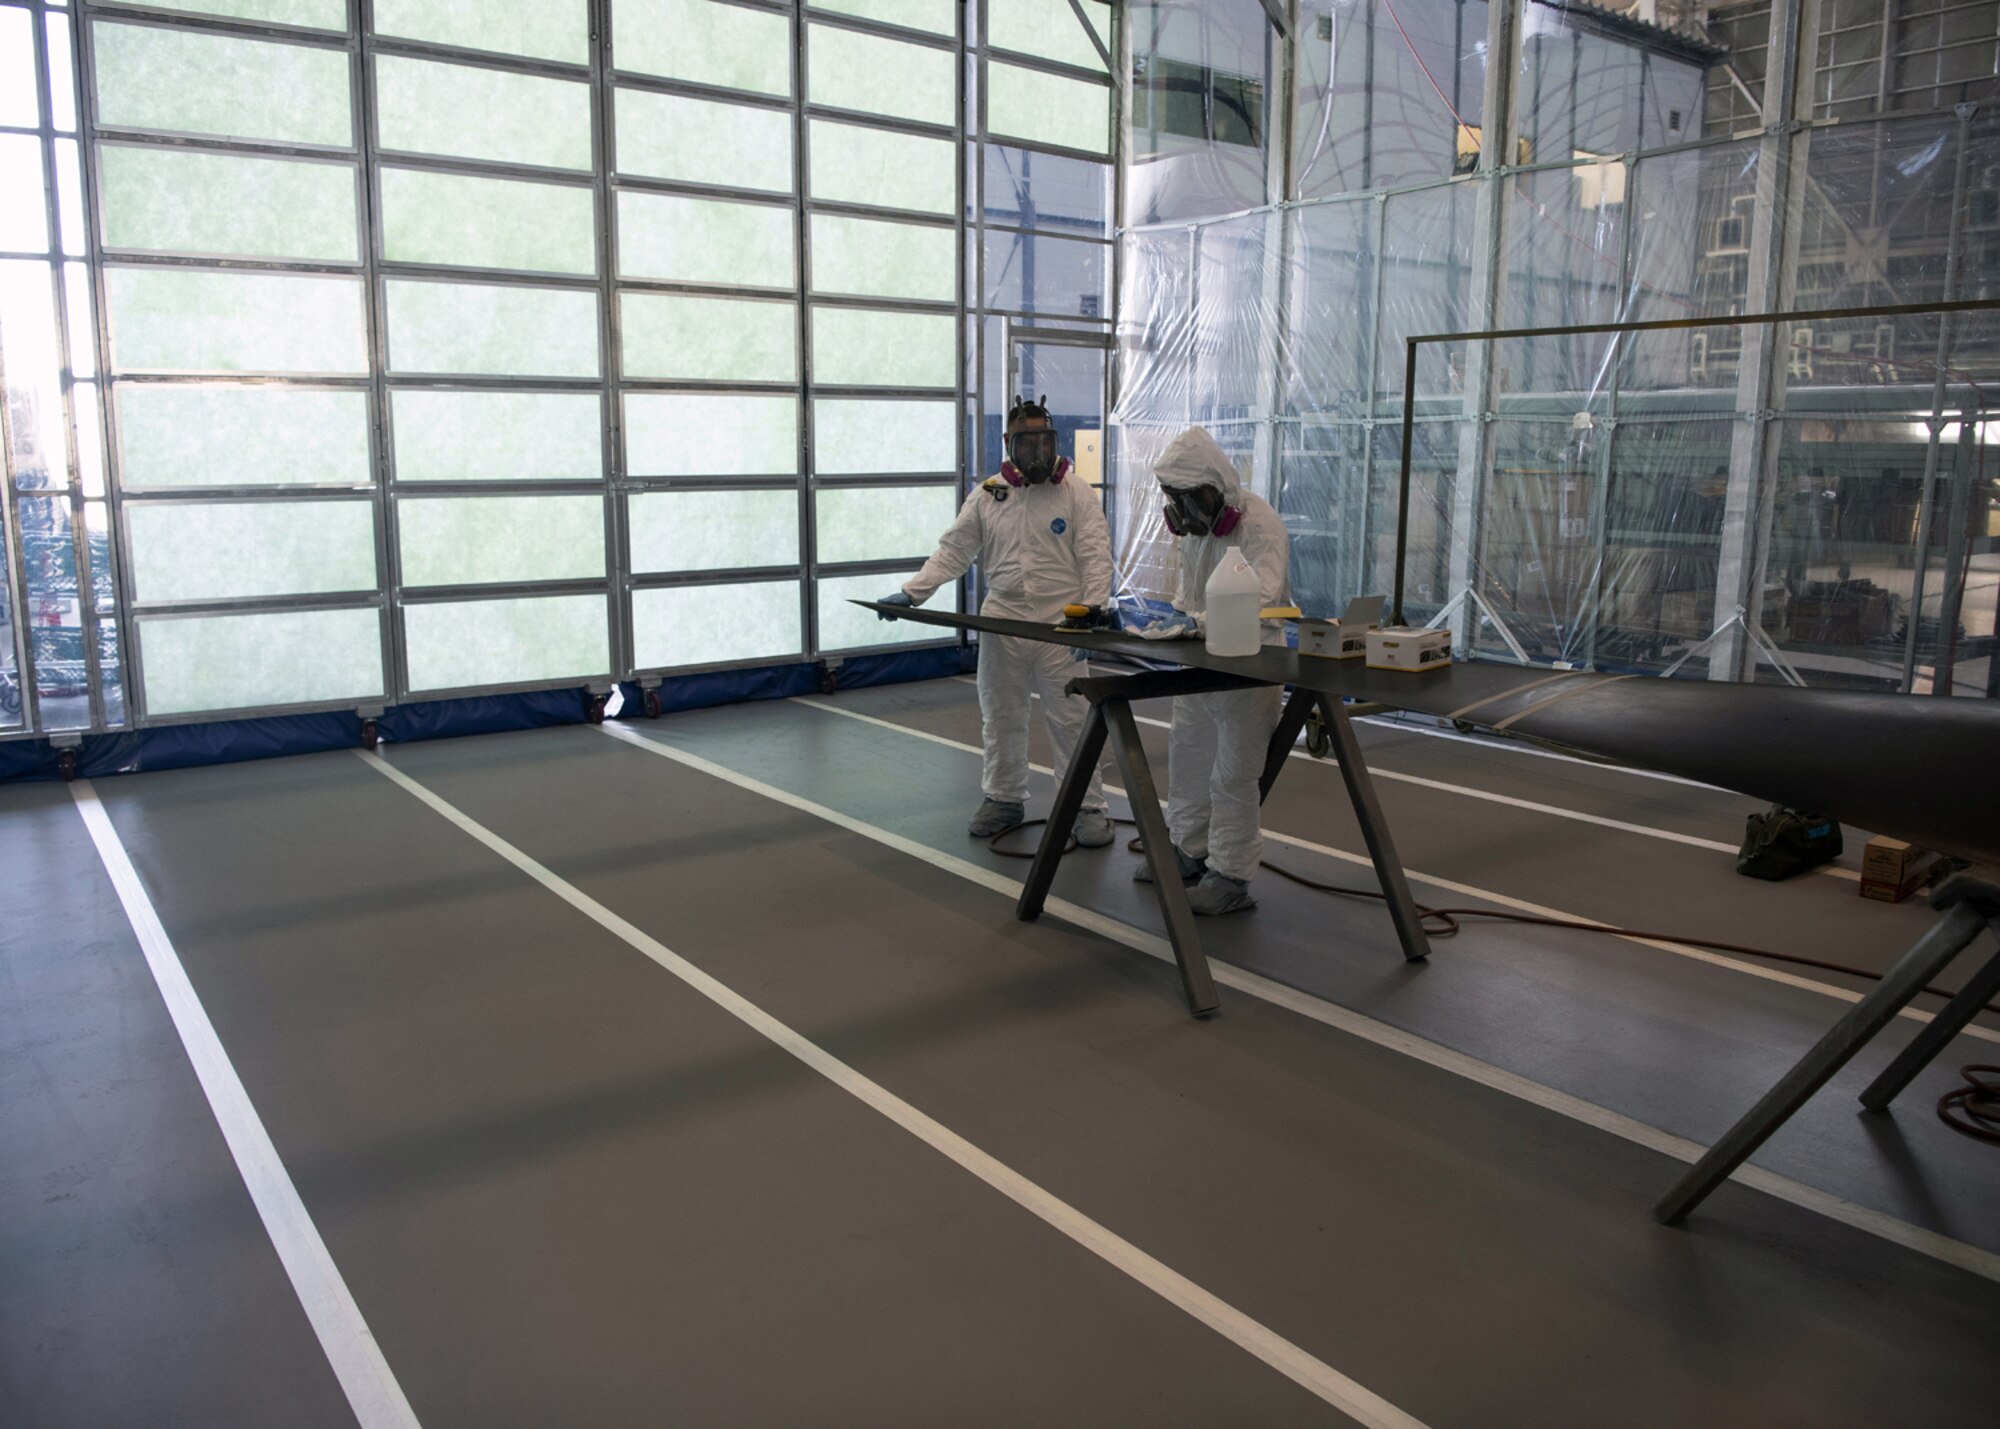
[{"left": 1203, "top": 546, "right": 1263, "bottom": 657}]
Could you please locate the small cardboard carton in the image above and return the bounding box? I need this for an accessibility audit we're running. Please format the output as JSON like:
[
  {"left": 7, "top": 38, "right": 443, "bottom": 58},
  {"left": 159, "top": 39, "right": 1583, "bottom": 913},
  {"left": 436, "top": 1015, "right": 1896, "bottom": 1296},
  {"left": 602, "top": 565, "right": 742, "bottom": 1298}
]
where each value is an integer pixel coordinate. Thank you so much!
[
  {"left": 1298, "top": 595, "right": 1386, "bottom": 659},
  {"left": 1859, "top": 836, "right": 1941, "bottom": 903},
  {"left": 1365, "top": 626, "right": 1452, "bottom": 672}
]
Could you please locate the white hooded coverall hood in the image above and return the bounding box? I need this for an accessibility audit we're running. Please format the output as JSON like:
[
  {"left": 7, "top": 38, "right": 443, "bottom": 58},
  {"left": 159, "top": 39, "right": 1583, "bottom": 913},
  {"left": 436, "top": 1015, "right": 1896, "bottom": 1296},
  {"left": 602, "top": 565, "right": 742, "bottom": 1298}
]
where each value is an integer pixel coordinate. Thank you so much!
[{"left": 1153, "top": 427, "right": 1292, "bottom": 882}]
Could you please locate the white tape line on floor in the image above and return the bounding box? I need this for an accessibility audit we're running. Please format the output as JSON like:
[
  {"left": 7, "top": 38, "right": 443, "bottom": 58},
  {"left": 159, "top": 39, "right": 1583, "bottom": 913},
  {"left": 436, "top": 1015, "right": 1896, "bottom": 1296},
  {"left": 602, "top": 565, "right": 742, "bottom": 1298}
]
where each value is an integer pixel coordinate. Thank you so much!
[
  {"left": 70, "top": 781, "right": 422, "bottom": 1429},
  {"left": 357, "top": 746, "right": 1426, "bottom": 1429}
]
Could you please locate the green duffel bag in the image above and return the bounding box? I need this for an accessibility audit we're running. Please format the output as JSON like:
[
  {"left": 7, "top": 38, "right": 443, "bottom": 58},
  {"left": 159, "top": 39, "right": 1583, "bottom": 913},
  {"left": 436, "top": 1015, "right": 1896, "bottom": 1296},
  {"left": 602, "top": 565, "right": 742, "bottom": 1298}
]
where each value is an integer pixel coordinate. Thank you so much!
[{"left": 1736, "top": 804, "right": 1843, "bottom": 880}]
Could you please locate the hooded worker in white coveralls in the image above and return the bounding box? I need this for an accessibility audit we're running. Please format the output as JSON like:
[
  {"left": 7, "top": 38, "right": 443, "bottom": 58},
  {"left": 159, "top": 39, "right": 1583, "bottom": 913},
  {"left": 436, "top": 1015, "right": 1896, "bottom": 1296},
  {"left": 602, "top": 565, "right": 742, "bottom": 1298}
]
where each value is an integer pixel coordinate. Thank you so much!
[
  {"left": 1136, "top": 426, "right": 1291, "bottom": 915},
  {"left": 879, "top": 397, "right": 1117, "bottom": 847}
]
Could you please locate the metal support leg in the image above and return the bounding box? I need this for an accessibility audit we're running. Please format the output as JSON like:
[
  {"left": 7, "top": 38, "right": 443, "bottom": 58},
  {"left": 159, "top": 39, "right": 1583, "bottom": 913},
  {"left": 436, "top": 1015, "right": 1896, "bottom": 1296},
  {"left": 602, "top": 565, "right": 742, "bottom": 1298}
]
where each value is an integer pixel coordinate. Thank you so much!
[
  {"left": 1859, "top": 937, "right": 2000, "bottom": 1112},
  {"left": 1654, "top": 899, "right": 1993, "bottom": 1226},
  {"left": 1259, "top": 686, "right": 1315, "bottom": 801},
  {"left": 1104, "top": 699, "right": 1220, "bottom": 1018},
  {"left": 1317, "top": 694, "right": 1430, "bottom": 963},
  {"left": 1015, "top": 702, "right": 1110, "bottom": 924}
]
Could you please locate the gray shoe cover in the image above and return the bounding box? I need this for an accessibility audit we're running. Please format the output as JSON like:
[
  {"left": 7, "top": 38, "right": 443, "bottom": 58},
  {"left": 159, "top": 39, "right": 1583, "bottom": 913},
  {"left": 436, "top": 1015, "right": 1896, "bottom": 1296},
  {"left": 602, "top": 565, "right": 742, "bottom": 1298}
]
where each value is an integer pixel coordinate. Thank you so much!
[
  {"left": 1134, "top": 843, "right": 1206, "bottom": 884},
  {"left": 1187, "top": 870, "right": 1256, "bottom": 915},
  {"left": 1073, "top": 809, "right": 1115, "bottom": 847},
  {"left": 969, "top": 798, "right": 1026, "bottom": 837}
]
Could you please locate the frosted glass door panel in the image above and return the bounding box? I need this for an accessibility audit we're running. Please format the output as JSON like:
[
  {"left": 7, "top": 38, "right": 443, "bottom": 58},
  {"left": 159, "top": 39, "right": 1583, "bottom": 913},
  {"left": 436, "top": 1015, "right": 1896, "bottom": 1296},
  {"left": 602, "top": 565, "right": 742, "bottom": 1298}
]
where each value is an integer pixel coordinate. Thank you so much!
[
  {"left": 811, "top": 308, "right": 955, "bottom": 388},
  {"left": 392, "top": 390, "right": 601, "bottom": 481},
  {"left": 816, "top": 483, "right": 955, "bottom": 564},
  {"left": 616, "top": 0, "right": 790, "bottom": 97},
  {"left": 622, "top": 293, "right": 796, "bottom": 383},
  {"left": 628, "top": 489, "right": 798, "bottom": 573},
  {"left": 632, "top": 580, "right": 800, "bottom": 669},
  {"left": 810, "top": 215, "right": 955, "bottom": 302},
  {"left": 989, "top": 0, "right": 1110, "bottom": 71},
  {"left": 617, "top": 192, "right": 793, "bottom": 288},
  {"left": 809, "top": 120, "right": 954, "bottom": 214},
  {"left": 807, "top": 25, "right": 954, "bottom": 126},
  {"left": 107, "top": 268, "right": 367, "bottom": 374},
  {"left": 386, "top": 279, "right": 600, "bottom": 377},
  {"left": 117, "top": 385, "right": 370, "bottom": 488},
  {"left": 373, "top": 0, "right": 590, "bottom": 64},
  {"left": 616, "top": 90, "right": 793, "bottom": 193},
  {"left": 987, "top": 63, "right": 1110, "bottom": 155},
  {"left": 375, "top": 56, "right": 592, "bottom": 170},
  {"left": 813, "top": 398, "right": 956, "bottom": 473},
  {"left": 126, "top": 499, "right": 376, "bottom": 601},
  {"left": 117, "top": 1, "right": 347, "bottom": 27},
  {"left": 404, "top": 594, "right": 609, "bottom": 691},
  {"left": 817, "top": 570, "right": 955, "bottom": 650},
  {"left": 811, "top": 0, "right": 955, "bottom": 36},
  {"left": 98, "top": 147, "right": 359, "bottom": 262},
  {"left": 92, "top": 24, "right": 353, "bottom": 147},
  {"left": 625, "top": 393, "right": 798, "bottom": 476},
  {"left": 397, "top": 494, "right": 606, "bottom": 586},
  {"left": 380, "top": 169, "right": 596, "bottom": 275},
  {"left": 141, "top": 606, "right": 383, "bottom": 715}
]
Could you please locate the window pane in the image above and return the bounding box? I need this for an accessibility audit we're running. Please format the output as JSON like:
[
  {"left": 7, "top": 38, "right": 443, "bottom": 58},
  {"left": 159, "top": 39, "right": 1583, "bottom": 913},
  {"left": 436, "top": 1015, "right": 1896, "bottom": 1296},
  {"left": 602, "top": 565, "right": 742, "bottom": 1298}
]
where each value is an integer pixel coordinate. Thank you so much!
[
  {"left": 629, "top": 489, "right": 798, "bottom": 573},
  {"left": 987, "top": 62, "right": 1110, "bottom": 155},
  {"left": 373, "top": 0, "right": 589, "bottom": 64},
  {"left": 814, "top": 398, "right": 955, "bottom": 473},
  {"left": 98, "top": 146, "right": 358, "bottom": 262},
  {"left": 624, "top": 392, "right": 798, "bottom": 477},
  {"left": 403, "top": 593, "right": 608, "bottom": 690},
  {"left": 621, "top": 293, "right": 796, "bottom": 383},
  {"left": 0, "top": 260, "right": 65, "bottom": 488},
  {"left": 616, "top": 89, "right": 794, "bottom": 193},
  {"left": 117, "top": 385, "right": 370, "bottom": 487},
  {"left": 45, "top": 13, "right": 77, "bottom": 134},
  {"left": 809, "top": 119, "right": 954, "bottom": 214},
  {"left": 0, "top": 9, "right": 39, "bottom": 128},
  {"left": 51, "top": 139, "right": 78, "bottom": 256},
  {"left": 115, "top": 0, "right": 348, "bottom": 28},
  {"left": 0, "top": 137, "right": 48, "bottom": 252},
  {"left": 632, "top": 580, "right": 799, "bottom": 669},
  {"left": 392, "top": 390, "right": 601, "bottom": 481},
  {"left": 616, "top": 0, "right": 790, "bottom": 97},
  {"left": 989, "top": 0, "right": 1108, "bottom": 72},
  {"left": 816, "top": 569, "right": 955, "bottom": 650},
  {"left": 381, "top": 168, "right": 595, "bottom": 275},
  {"left": 811, "top": 0, "right": 955, "bottom": 37},
  {"left": 816, "top": 483, "right": 955, "bottom": 564},
  {"left": 92, "top": 23, "right": 352, "bottom": 147},
  {"left": 980, "top": 145, "right": 1112, "bottom": 236},
  {"left": 812, "top": 307, "right": 954, "bottom": 388},
  {"left": 375, "top": 56, "right": 591, "bottom": 170},
  {"left": 982, "top": 229, "right": 1104, "bottom": 315},
  {"left": 808, "top": 24, "right": 954, "bottom": 126},
  {"left": 618, "top": 191, "right": 793, "bottom": 288},
  {"left": 386, "top": 279, "right": 600, "bottom": 377},
  {"left": 811, "top": 215, "right": 954, "bottom": 302},
  {"left": 126, "top": 499, "right": 376, "bottom": 602},
  {"left": 107, "top": 267, "right": 367, "bottom": 374},
  {"left": 141, "top": 607, "right": 383, "bottom": 715},
  {"left": 397, "top": 494, "right": 605, "bottom": 586}
]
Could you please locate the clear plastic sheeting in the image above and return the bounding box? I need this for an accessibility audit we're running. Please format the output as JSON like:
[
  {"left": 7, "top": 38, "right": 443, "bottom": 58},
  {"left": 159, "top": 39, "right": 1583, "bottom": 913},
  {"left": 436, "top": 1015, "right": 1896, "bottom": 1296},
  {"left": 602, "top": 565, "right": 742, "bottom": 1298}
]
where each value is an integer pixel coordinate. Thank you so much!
[{"left": 1111, "top": 2, "right": 1999, "bottom": 698}]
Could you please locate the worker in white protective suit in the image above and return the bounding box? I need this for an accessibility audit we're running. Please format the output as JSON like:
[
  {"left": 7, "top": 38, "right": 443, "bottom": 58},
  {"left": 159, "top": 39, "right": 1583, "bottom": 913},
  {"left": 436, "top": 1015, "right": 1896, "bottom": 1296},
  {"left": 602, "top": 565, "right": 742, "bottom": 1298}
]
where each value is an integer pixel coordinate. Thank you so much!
[
  {"left": 1134, "top": 426, "right": 1290, "bottom": 915},
  {"left": 879, "top": 397, "right": 1116, "bottom": 846}
]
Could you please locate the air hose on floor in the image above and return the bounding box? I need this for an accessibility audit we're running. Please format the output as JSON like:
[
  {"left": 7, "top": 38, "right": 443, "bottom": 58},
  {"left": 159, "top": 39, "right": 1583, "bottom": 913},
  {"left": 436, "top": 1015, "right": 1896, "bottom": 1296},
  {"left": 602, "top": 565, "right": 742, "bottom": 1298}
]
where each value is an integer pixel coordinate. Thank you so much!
[{"left": 989, "top": 816, "right": 2000, "bottom": 1145}]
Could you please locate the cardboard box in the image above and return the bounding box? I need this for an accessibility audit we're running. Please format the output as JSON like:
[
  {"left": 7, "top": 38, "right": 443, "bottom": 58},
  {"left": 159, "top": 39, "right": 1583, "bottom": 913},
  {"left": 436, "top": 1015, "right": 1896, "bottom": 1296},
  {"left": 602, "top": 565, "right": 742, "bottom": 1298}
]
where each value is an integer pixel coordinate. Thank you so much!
[
  {"left": 1859, "top": 835, "right": 1941, "bottom": 903},
  {"left": 1365, "top": 626, "right": 1452, "bottom": 672},
  {"left": 1298, "top": 617, "right": 1373, "bottom": 659}
]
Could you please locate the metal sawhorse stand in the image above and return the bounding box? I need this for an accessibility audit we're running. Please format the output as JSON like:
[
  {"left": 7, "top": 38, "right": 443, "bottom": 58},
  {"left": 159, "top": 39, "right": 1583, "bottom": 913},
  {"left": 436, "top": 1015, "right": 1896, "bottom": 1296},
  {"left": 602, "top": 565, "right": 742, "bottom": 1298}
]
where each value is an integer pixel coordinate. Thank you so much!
[
  {"left": 1655, "top": 873, "right": 2000, "bottom": 1225},
  {"left": 1013, "top": 668, "right": 1432, "bottom": 1018}
]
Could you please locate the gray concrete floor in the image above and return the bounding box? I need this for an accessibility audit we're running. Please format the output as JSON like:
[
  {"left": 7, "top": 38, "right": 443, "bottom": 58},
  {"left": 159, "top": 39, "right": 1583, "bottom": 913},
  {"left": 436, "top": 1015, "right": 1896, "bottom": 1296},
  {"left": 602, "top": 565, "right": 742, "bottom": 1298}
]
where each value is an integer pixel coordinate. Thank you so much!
[{"left": 4, "top": 676, "right": 1998, "bottom": 1428}]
